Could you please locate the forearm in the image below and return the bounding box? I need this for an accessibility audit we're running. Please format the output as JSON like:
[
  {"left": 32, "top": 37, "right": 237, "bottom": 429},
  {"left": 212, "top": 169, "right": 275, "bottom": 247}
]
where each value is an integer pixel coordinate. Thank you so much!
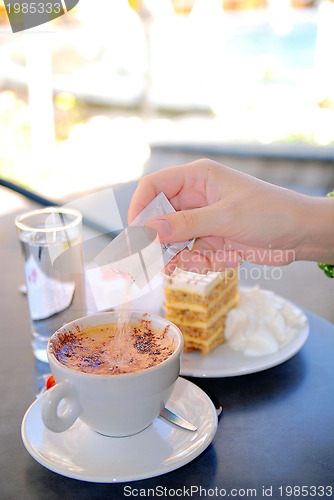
[{"left": 296, "top": 195, "right": 334, "bottom": 265}]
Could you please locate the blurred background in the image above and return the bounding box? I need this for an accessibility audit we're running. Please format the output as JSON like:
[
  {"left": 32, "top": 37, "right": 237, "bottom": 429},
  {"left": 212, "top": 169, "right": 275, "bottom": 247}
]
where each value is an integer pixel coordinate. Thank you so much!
[{"left": 0, "top": 0, "right": 333, "bottom": 320}]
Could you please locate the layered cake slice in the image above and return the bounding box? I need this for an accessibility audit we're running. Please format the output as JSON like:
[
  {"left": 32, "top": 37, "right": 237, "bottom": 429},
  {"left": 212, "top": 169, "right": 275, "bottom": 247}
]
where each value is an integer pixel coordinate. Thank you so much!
[{"left": 164, "top": 268, "right": 239, "bottom": 355}]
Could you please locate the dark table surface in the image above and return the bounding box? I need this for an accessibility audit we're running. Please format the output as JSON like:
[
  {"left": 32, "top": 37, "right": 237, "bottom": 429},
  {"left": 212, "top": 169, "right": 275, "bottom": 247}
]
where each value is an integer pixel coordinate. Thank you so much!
[{"left": 1, "top": 187, "right": 334, "bottom": 500}]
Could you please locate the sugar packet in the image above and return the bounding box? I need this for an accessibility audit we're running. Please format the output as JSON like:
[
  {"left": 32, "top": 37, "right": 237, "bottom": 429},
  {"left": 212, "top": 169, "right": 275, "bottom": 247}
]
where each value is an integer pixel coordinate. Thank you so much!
[{"left": 94, "top": 192, "right": 195, "bottom": 289}]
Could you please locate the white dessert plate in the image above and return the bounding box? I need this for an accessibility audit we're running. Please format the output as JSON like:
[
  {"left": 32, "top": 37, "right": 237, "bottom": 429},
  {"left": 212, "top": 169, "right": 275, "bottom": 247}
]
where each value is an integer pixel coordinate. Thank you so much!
[
  {"left": 131, "top": 283, "right": 309, "bottom": 378},
  {"left": 180, "top": 300, "right": 309, "bottom": 378},
  {"left": 21, "top": 377, "right": 218, "bottom": 483}
]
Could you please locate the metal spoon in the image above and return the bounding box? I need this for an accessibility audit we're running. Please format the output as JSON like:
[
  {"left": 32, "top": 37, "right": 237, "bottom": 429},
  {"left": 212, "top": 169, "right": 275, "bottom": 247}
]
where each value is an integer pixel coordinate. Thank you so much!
[{"left": 159, "top": 407, "right": 197, "bottom": 431}]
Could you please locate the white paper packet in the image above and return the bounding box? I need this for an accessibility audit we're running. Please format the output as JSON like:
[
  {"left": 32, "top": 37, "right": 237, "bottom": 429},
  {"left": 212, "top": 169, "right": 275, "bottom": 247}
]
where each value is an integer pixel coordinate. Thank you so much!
[{"left": 94, "top": 192, "right": 194, "bottom": 288}]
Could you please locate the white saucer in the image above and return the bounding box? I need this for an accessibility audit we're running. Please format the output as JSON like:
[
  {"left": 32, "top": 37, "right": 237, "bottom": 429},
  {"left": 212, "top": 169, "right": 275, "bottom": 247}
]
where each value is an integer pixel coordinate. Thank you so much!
[{"left": 21, "top": 377, "right": 218, "bottom": 483}]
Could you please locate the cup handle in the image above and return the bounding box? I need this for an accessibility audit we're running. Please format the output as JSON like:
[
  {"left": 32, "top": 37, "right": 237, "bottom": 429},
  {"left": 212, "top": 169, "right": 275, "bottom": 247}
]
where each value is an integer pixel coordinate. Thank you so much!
[{"left": 42, "top": 380, "right": 81, "bottom": 433}]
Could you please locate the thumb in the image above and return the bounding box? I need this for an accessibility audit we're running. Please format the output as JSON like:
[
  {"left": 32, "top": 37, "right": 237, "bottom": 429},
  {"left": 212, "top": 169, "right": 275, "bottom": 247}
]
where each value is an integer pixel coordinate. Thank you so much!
[{"left": 145, "top": 205, "right": 221, "bottom": 243}]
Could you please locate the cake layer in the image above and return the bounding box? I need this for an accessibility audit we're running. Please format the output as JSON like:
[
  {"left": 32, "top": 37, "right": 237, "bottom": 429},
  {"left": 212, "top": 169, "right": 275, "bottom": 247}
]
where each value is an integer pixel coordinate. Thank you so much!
[
  {"left": 165, "top": 277, "right": 237, "bottom": 308},
  {"left": 166, "top": 304, "right": 230, "bottom": 341},
  {"left": 166, "top": 293, "right": 239, "bottom": 331},
  {"left": 164, "top": 267, "right": 239, "bottom": 355},
  {"left": 182, "top": 326, "right": 225, "bottom": 356},
  {"left": 166, "top": 281, "right": 238, "bottom": 319},
  {"left": 165, "top": 269, "right": 238, "bottom": 304},
  {"left": 165, "top": 268, "right": 237, "bottom": 295}
]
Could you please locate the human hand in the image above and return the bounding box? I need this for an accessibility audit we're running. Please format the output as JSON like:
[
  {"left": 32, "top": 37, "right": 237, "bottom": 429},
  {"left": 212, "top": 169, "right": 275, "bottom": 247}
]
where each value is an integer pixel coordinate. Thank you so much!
[{"left": 128, "top": 159, "right": 334, "bottom": 273}]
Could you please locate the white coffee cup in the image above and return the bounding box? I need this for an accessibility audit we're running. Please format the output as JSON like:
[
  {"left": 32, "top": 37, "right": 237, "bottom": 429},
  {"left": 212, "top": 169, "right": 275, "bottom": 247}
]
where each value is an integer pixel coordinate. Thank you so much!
[{"left": 42, "top": 311, "right": 183, "bottom": 437}]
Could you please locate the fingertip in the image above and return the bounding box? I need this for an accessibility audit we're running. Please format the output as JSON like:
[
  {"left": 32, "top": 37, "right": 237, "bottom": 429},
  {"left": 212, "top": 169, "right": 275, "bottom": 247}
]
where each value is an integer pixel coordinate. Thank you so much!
[
  {"left": 163, "top": 256, "right": 178, "bottom": 276},
  {"left": 175, "top": 250, "right": 210, "bottom": 274},
  {"left": 215, "top": 250, "right": 243, "bottom": 269},
  {"left": 145, "top": 218, "right": 172, "bottom": 240},
  {"left": 175, "top": 248, "right": 242, "bottom": 274}
]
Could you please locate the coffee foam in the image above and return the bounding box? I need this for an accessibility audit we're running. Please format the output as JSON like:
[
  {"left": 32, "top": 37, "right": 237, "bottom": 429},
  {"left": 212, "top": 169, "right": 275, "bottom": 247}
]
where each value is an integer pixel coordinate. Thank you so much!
[{"left": 50, "top": 319, "right": 174, "bottom": 375}]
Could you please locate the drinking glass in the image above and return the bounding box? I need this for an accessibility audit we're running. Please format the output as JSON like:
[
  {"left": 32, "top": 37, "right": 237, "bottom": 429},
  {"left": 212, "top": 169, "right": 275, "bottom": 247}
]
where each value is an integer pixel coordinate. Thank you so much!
[{"left": 15, "top": 207, "right": 86, "bottom": 363}]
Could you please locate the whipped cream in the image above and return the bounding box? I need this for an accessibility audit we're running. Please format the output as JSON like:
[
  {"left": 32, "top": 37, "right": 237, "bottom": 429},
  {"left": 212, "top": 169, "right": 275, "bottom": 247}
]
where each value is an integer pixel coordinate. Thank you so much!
[
  {"left": 166, "top": 268, "right": 231, "bottom": 294},
  {"left": 225, "top": 286, "right": 307, "bottom": 356}
]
